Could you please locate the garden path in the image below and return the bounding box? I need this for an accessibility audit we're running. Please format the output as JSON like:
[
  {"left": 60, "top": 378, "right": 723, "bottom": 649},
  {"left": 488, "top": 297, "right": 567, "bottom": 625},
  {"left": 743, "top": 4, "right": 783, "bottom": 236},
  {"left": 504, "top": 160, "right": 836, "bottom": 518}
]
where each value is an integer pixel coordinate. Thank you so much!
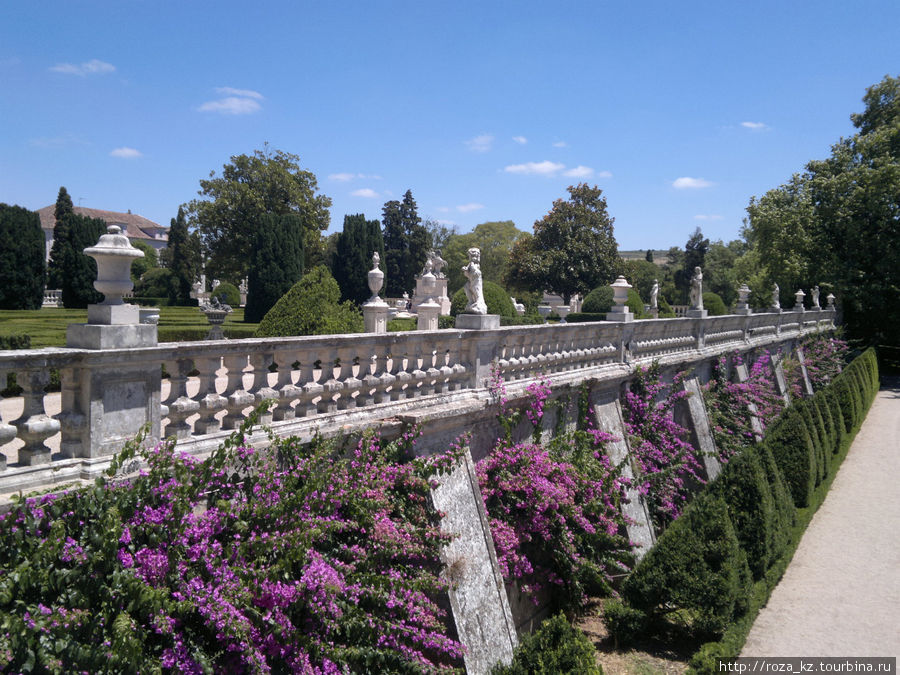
[{"left": 742, "top": 376, "right": 900, "bottom": 658}]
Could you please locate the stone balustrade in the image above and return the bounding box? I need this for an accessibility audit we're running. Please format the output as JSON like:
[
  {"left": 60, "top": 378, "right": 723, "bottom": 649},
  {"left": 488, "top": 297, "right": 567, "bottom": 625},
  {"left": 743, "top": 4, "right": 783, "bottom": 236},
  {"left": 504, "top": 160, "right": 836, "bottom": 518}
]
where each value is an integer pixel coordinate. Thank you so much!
[{"left": 0, "top": 308, "right": 836, "bottom": 494}]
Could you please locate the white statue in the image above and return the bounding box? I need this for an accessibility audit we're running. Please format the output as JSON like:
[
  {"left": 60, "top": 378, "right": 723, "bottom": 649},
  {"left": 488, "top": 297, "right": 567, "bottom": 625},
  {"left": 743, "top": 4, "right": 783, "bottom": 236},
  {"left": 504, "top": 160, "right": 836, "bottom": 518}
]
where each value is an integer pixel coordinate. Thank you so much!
[
  {"left": 462, "top": 248, "right": 487, "bottom": 315},
  {"left": 772, "top": 282, "right": 781, "bottom": 309},
  {"left": 431, "top": 250, "right": 447, "bottom": 278},
  {"left": 650, "top": 279, "right": 659, "bottom": 309},
  {"left": 689, "top": 267, "right": 703, "bottom": 310},
  {"left": 421, "top": 256, "right": 433, "bottom": 276},
  {"left": 811, "top": 285, "right": 820, "bottom": 308}
]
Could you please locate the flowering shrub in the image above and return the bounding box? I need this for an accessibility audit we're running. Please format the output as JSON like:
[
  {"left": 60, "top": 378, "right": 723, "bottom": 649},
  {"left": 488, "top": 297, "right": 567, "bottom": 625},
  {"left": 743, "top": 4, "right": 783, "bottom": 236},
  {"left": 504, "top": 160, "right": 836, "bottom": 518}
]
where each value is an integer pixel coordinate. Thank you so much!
[
  {"left": 478, "top": 369, "right": 632, "bottom": 610},
  {"left": 0, "top": 415, "right": 464, "bottom": 673},
  {"left": 622, "top": 364, "right": 703, "bottom": 529},
  {"left": 801, "top": 331, "right": 848, "bottom": 391}
]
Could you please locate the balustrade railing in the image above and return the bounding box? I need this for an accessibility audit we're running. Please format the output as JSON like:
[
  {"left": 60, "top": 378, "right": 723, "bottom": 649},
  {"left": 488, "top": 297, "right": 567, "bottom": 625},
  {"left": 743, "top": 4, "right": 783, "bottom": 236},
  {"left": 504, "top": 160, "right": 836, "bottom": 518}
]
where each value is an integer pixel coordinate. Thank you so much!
[{"left": 0, "top": 308, "right": 835, "bottom": 492}]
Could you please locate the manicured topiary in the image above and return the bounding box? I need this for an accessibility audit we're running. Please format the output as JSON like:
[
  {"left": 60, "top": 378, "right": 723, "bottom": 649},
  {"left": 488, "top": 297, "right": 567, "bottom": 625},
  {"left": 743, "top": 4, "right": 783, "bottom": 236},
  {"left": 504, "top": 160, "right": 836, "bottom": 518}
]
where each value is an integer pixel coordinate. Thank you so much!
[
  {"left": 764, "top": 407, "right": 816, "bottom": 508},
  {"left": 565, "top": 312, "right": 606, "bottom": 323},
  {"left": 815, "top": 392, "right": 837, "bottom": 457},
  {"left": 621, "top": 492, "right": 751, "bottom": 639},
  {"left": 627, "top": 288, "right": 645, "bottom": 317},
  {"left": 756, "top": 442, "right": 795, "bottom": 560},
  {"left": 796, "top": 401, "right": 825, "bottom": 486},
  {"left": 211, "top": 281, "right": 241, "bottom": 307},
  {"left": 450, "top": 280, "right": 517, "bottom": 318},
  {"left": 494, "top": 613, "right": 602, "bottom": 675},
  {"left": 255, "top": 266, "right": 363, "bottom": 337},
  {"left": 824, "top": 386, "right": 847, "bottom": 444},
  {"left": 832, "top": 375, "right": 858, "bottom": 433},
  {"left": 702, "top": 292, "right": 728, "bottom": 316},
  {"left": 582, "top": 286, "right": 614, "bottom": 314},
  {"left": 710, "top": 447, "right": 775, "bottom": 579}
]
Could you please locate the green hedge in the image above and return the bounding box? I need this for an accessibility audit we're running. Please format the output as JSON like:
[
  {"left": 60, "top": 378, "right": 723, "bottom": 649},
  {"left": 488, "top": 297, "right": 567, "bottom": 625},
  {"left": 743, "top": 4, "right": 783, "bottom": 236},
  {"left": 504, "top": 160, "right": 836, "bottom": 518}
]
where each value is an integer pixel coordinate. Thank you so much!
[
  {"left": 387, "top": 317, "right": 417, "bottom": 332},
  {"left": 566, "top": 312, "right": 606, "bottom": 323},
  {"left": 492, "top": 613, "right": 601, "bottom": 675},
  {"left": 500, "top": 314, "right": 544, "bottom": 326},
  {"left": 157, "top": 325, "right": 259, "bottom": 342},
  {"left": 0, "top": 334, "right": 31, "bottom": 350},
  {"left": 450, "top": 281, "right": 518, "bottom": 318}
]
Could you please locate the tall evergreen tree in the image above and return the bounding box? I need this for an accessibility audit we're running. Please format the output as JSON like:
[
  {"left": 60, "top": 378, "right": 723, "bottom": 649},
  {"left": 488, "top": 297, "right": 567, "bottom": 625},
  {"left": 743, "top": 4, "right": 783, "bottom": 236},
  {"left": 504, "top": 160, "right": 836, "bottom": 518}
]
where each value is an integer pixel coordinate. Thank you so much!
[
  {"left": 244, "top": 213, "right": 305, "bottom": 323},
  {"left": 161, "top": 206, "right": 202, "bottom": 305},
  {"left": 47, "top": 187, "right": 74, "bottom": 289},
  {"left": 60, "top": 213, "right": 107, "bottom": 308},
  {"left": 0, "top": 204, "right": 46, "bottom": 309},
  {"left": 332, "top": 214, "right": 385, "bottom": 304},
  {"left": 382, "top": 199, "right": 405, "bottom": 297},
  {"left": 401, "top": 189, "right": 428, "bottom": 293},
  {"left": 381, "top": 189, "right": 427, "bottom": 297}
]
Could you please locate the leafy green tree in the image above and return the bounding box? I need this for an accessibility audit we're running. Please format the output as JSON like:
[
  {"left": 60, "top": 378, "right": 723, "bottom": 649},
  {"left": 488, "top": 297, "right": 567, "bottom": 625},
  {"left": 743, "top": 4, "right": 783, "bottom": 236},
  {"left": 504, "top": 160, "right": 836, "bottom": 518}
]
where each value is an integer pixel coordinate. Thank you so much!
[
  {"left": 423, "top": 217, "right": 456, "bottom": 252},
  {"left": 59, "top": 213, "right": 107, "bottom": 308},
  {"left": 183, "top": 145, "right": 331, "bottom": 282},
  {"left": 47, "top": 187, "right": 74, "bottom": 289},
  {"left": 505, "top": 184, "right": 619, "bottom": 304},
  {"left": 160, "top": 206, "right": 202, "bottom": 305},
  {"left": 130, "top": 241, "right": 159, "bottom": 283},
  {"left": 645, "top": 249, "right": 654, "bottom": 263},
  {"left": 244, "top": 214, "right": 306, "bottom": 323},
  {"left": 443, "top": 220, "right": 529, "bottom": 293},
  {"left": 672, "top": 227, "right": 710, "bottom": 303},
  {"left": 618, "top": 258, "right": 660, "bottom": 305},
  {"left": 332, "top": 214, "right": 384, "bottom": 304},
  {"left": 381, "top": 190, "right": 427, "bottom": 297},
  {"left": 134, "top": 268, "right": 175, "bottom": 299},
  {"left": 703, "top": 240, "right": 749, "bottom": 307},
  {"left": 0, "top": 204, "right": 46, "bottom": 309}
]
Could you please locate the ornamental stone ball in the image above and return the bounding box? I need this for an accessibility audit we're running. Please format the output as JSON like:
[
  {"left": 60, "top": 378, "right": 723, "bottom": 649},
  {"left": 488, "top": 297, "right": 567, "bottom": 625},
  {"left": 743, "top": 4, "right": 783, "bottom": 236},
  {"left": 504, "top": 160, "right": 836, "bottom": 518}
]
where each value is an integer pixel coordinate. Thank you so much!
[{"left": 462, "top": 247, "right": 487, "bottom": 315}]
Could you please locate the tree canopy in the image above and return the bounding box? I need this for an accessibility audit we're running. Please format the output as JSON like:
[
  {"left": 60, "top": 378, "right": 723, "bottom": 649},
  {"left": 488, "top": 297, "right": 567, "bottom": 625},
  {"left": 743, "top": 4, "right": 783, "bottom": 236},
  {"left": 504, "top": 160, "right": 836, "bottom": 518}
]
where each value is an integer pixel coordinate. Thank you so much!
[
  {"left": 0, "top": 204, "right": 45, "bottom": 310},
  {"left": 381, "top": 190, "right": 427, "bottom": 297},
  {"left": 442, "top": 220, "right": 528, "bottom": 294},
  {"left": 160, "top": 206, "right": 202, "bottom": 305},
  {"left": 332, "top": 214, "right": 385, "bottom": 305},
  {"left": 505, "top": 184, "right": 619, "bottom": 304},
  {"left": 183, "top": 146, "right": 331, "bottom": 282},
  {"left": 244, "top": 213, "right": 306, "bottom": 323},
  {"left": 46, "top": 187, "right": 73, "bottom": 289}
]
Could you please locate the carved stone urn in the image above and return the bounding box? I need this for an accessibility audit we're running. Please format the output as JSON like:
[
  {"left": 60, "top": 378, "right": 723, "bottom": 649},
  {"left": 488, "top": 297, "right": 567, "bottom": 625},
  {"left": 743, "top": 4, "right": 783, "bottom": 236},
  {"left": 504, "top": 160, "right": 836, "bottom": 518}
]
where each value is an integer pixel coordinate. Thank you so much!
[{"left": 84, "top": 225, "right": 144, "bottom": 305}]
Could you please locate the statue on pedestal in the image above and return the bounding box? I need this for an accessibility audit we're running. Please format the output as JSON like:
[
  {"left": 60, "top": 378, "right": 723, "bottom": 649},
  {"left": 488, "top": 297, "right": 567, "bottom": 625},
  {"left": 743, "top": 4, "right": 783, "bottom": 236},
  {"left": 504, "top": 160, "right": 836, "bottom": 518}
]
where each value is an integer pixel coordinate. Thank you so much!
[
  {"left": 689, "top": 267, "right": 703, "bottom": 310},
  {"left": 650, "top": 279, "right": 659, "bottom": 309},
  {"left": 772, "top": 282, "right": 781, "bottom": 310},
  {"left": 462, "top": 248, "right": 487, "bottom": 315},
  {"left": 431, "top": 250, "right": 447, "bottom": 278},
  {"left": 811, "top": 285, "right": 820, "bottom": 308}
]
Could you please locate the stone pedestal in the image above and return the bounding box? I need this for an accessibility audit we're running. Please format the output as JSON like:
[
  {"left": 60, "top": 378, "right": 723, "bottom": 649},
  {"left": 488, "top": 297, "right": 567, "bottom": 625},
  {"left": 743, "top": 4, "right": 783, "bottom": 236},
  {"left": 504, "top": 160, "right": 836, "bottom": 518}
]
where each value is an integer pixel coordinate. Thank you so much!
[
  {"left": 455, "top": 313, "right": 500, "bottom": 330},
  {"left": 417, "top": 300, "right": 440, "bottom": 331},
  {"left": 363, "top": 301, "right": 389, "bottom": 334},
  {"left": 685, "top": 308, "right": 708, "bottom": 319},
  {"left": 606, "top": 306, "right": 634, "bottom": 322}
]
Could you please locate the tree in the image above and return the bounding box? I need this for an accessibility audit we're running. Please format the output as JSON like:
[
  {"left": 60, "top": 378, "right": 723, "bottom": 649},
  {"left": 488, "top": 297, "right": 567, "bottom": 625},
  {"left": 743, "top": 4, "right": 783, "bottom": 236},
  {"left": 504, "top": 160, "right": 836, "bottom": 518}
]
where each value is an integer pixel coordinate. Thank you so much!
[
  {"left": 331, "top": 214, "right": 385, "bottom": 305},
  {"left": 60, "top": 213, "right": 107, "bottom": 308},
  {"left": 47, "top": 187, "right": 74, "bottom": 289},
  {"left": 381, "top": 190, "right": 427, "bottom": 297},
  {"left": 160, "top": 206, "right": 202, "bottom": 305},
  {"left": 703, "top": 240, "right": 749, "bottom": 307},
  {"left": 443, "top": 220, "right": 528, "bottom": 294},
  {"left": 673, "top": 227, "right": 710, "bottom": 303},
  {"left": 244, "top": 214, "right": 306, "bottom": 323},
  {"left": 423, "top": 217, "right": 456, "bottom": 252},
  {"left": 130, "top": 241, "right": 159, "bottom": 284},
  {"left": 645, "top": 249, "right": 654, "bottom": 263},
  {"left": 0, "top": 204, "right": 45, "bottom": 310},
  {"left": 183, "top": 145, "right": 331, "bottom": 282},
  {"left": 505, "top": 184, "right": 619, "bottom": 304}
]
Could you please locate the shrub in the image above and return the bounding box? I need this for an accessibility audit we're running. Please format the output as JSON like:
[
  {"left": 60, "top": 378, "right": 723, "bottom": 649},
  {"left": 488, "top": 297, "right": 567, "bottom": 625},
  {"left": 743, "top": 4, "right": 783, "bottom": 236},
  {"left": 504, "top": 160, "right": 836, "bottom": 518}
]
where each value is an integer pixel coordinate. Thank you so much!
[
  {"left": 832, "top": 375, "right": 858, "bottom": 433},
  {"left": 801, "top": 332, "right": 848, "bottom": 390},
  {"left": 211, "top": 281, "right": 241, "bottom": 307},
  {"left": 438, "top": 315, "right": 456, "bottom": 329},
  {"left": 500, "top": 314, "right": 545, "bottom": 326},
  {"left": 824, "top": 387, "right": 846, "bottom": 446},
  {"left": 493, "top": 613, "right": 602, "bottom": 675},
  {"left": 621, "top": 492, "right": 751, "bottom": 639},
  {"left": 387, "top": 317, "right": 417, "bottom": 332},
  {"left": 703, "top": 292, "right": 728, "bottom": 316},
  {"left": 602, "top": 599, "right": 648, "bottom": 646},
  {"left": 256, "top": 266, "right": 363, "bottom": 337},
  {"left": 764, "top": 407, "right": 816, "bottom": 507},
  {"left": 565, "top": 312, "right": 606, "bottom": 323},
  {"left": 450, "top": 280, "right": 517, "bottom": 317},
  {"left": 658, "top": 297, "right": 677, "bottom": 318},
  {"left": 0, "top": 335, "right": 31, "bottom": 350},
  {"left": 582, "top": 286, "right": 614, "bottom": 314},
  {"left": 0, "top": 204, "right": 45, "bottom": 310},
  {"left": 134, "top": 268, "right": 175, "bottom": 300},
  {"left": 702, "top": 354, "right": 761, "bottom": 462},
  {"left": 709, "top": 447, "right": 775, "bottom": 579},
  {"left": 627, "top": 288, "right": 645, "bottom": 317},
  {"left": 756, "top": 442, "right": 795, "bottom": 561}
]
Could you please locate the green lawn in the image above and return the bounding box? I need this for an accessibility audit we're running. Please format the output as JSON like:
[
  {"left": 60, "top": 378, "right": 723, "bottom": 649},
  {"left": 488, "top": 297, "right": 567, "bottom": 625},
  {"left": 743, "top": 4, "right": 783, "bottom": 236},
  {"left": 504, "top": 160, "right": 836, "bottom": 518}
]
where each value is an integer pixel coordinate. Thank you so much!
[{"left": 0, "top": 306, "right": 258, "bottom": 348}]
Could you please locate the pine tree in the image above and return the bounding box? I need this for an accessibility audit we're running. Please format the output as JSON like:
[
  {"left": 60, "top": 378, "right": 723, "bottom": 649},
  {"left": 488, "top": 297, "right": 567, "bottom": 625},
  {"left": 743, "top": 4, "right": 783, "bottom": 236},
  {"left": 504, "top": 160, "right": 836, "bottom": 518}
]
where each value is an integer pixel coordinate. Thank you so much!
[
  {"left": 60, "top": 213, "right": 107, "bottom": 308},
  {"left": 244, "top": 213, "right": 305, "bottom": 323},
  {"left": 161, "top": 207, "right": 202, "bottom": 305},
  {"left": 382, "top": 200, "right": 405, "bottom": 297},
  {"left": 47, "top": 187, "right": 74, "bottom": 289},
  {"left": 645, "top": 249, "right": 654, "bottom": 263},
  {"left": 401, "top": 190, "right": 428, "bottom": 293},
  {"left": 0, "top": 204, "right": 46, "bottom": 309},
  {"left": 332, "top": 214, "right": 385, "bottom": 304}
]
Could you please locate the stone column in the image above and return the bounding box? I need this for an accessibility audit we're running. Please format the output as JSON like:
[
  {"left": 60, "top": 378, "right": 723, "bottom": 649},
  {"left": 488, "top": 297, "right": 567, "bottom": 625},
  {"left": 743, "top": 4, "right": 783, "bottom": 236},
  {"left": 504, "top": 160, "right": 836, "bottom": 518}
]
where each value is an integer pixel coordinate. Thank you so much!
[
  {"left": 417, "top": 270, "right": 440, "bottom": 331},
  {"left": 674, "top": 377, "right": 721, "bottom": 482},
  {"left": 64, "top": 225, "right": 161, "bottom": 458}
]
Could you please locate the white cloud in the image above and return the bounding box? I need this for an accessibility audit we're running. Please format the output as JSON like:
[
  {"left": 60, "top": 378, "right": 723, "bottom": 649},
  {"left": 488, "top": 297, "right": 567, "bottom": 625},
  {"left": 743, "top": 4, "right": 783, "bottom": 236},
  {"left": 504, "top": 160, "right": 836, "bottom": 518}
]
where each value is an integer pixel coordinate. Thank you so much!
[
  {"left": 351, "top": 188, "right": 379, "bottom": 198},
  {"left": 741, "top": 121, "right": 769, "bottom": 131},
  {"left": 110, "top": 147, "right": 142, "bottom": 159},
  {"left": 198, "top": 96, "right": 261, "bottom": 115},
  {"left": 694, "top": 214, "right": 722, "bottom": 221},
  {"left": 552, "top": 141, "right": 568, "bottom": 148},
  {"left": 436, "top": 219, "right": 457, "bottom": 226},
  {"left": 465, "top": 134, "right": 494, "bottom": 153},
  {"left": 504, "top": 160, "right": 565, "bottom": 176},
  {"left": 215, "top": 87, "right": 263, "bottom": 99},
  {"left": 673, "top": 176, "right": 714, "bottom": 189},
  {"left": 456, "top": 203, "right": 484, "bottom": 213},
  {"left": 50, "top": 59, "right": 115, "bottom": 76},
  {"left": 512, "top": 136, "right": 528, "bottom": 145},
  {"left": 329, "top": 172, "right": 381, "bottom": 181},
  {"left": 563, "top": 165, "right": 595, "bottom": 178},
  {"left": 435, "top": 206, "right": 451, "bottom": 213}
]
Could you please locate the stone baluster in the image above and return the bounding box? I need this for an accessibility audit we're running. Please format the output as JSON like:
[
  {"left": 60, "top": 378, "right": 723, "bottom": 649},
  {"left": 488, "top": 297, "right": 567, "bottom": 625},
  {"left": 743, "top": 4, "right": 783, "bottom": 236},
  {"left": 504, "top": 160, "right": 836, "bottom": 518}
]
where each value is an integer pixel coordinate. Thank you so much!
[
  {"left": 221, "top": 354, "right": 253, "bottom": 429},
  {"left": 385, "top": 348, "right": 403, "bottom": 401},
  {"left": 248, "top": 351, "right": 277, "bottom": 423},
  {"left": 0, "top": 368, "right": 16, "bottom": 470},
  {"left": 358, "top": 347, "right": 379, "bottom": 407},
  {"left": 422, "top": 342, "right": 441, "bottom": 397},
  {"left": 409, "top": 339, "right": 428, "bottom": 398},
  {"left": 448, "top": 337, "right": 468, "bottom": 391},
  {"left": 318, "top": 348, "right": 342, "bottom": 414},
  {"left": 336, "top": 345, "right": 362, "bottom": 410},
  {"left": 371, "top": 348, "right": 394, "bottom": 404},
  {"left": 433, "top": 337, "right": 454, "bottom": 394},
  {"left": 162, "top": 357, "right": 200, "bottom": 439},
  {"left": 194, "top": 355, "right": 226, "bottom": 435},
  {"left": 502, "top": 332, "right": 523, "bottom": 381},
  {"left": 272, "top": 349, "right": 302, "bottom": 421},
  {"left": 13, "top": 367, "right": 61, "bottom": 465},
  {"left": 295, "top": 349, "right": 323, "bottom": 418},
  {"left": 56, "top": 365, "right": 86, "bottom": 459}
]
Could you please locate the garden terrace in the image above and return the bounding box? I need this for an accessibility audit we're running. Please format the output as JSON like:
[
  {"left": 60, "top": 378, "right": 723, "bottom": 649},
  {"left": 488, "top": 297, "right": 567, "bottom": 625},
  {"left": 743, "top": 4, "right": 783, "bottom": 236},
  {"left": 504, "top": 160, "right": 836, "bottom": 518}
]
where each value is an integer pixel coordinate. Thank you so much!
[{"left": 0, "top": 308, "right": 834, "bottom": 497}]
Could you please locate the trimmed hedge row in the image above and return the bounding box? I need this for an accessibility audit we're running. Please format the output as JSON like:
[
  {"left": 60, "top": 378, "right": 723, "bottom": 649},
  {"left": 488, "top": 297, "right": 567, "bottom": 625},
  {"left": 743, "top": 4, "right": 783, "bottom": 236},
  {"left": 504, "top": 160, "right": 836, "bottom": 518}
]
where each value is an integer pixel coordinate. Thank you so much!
[
  {"left": 606, "top": 348, "right": 880, "bottom": 665},
  {"left": 157, "top": 325, "right": 260, "bottom": 342}
]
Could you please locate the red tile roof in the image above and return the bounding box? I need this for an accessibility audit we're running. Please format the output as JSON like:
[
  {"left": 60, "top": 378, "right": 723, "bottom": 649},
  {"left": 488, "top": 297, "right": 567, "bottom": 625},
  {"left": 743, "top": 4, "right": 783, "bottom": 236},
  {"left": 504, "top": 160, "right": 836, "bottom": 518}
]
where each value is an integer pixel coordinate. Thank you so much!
[{"left": 35, "top": 205, "right": 166, "bottom": 241}]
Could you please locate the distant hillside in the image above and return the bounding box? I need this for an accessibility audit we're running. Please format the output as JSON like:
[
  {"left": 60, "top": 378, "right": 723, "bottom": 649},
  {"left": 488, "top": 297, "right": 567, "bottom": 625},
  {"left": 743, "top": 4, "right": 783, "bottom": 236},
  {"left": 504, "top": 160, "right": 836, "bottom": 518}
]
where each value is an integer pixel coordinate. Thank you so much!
[{"left": 619, "top": 249, "right": 671, "bottom": 266}]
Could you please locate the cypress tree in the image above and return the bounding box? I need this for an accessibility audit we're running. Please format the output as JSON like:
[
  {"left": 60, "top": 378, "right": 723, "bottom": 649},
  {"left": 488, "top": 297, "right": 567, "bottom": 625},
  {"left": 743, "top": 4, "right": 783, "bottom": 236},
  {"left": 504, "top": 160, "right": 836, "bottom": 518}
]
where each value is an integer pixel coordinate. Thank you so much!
[
  {"left": 0, "top": 204, "right": 46, "bottom": 309},
  {"left": 60, "top": 213, "right": 107, "bottom": 308},
  {"left": 400, "top": 189, "right": 428, "bottom": 295},
  {"left": 332, "top": 214, "right": 384, "bottom": 304},
  {"left": 162, "top": 206, "right": 202, "bottom": 305},
  {"left": 47, "top": 187, "right": 74, "bottom": 289},
  {"left": 244, "top": 213, "right": 305, "bottom": 323},
  {"left": 382, "top": 199, "right": 405, "bottom": 297}
]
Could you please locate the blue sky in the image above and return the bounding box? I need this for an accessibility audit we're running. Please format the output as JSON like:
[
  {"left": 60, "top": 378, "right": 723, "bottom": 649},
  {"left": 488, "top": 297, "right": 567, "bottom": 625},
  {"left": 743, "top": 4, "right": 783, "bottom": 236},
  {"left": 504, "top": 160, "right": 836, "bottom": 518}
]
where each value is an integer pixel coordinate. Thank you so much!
[{"left": 2, "top": 1, "right": 898, "bottom": 250}]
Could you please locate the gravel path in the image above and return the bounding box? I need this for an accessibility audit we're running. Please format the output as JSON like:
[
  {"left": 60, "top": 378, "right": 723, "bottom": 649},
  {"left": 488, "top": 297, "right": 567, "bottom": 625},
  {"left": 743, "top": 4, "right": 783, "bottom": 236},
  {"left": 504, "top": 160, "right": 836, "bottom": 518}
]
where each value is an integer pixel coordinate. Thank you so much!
[{"left": 742, "top": 377, "right": 900, "bottom": 658}]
